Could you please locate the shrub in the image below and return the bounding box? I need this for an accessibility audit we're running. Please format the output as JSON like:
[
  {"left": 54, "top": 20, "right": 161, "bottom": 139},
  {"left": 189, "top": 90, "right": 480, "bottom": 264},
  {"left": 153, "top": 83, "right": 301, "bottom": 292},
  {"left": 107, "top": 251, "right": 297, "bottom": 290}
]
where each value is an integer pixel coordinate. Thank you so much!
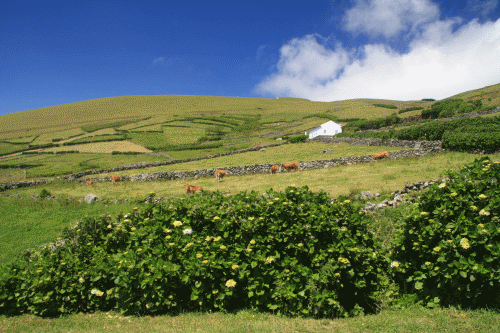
[
  {"left": 398, "top": 107, "right": 423, "bottom": 114},
  {"left": 391, "top": 157, "right": 500, "bottom": 308},
  {"left": 373, "top": 103, "right": 398, "bottom": 109},
  {"left": 284, "top": 134, "right": 308, "bottom": 143},
  {"left": 422, "top": 99, "right": 435, "bottom": 101},
  {"left": 39, "top": 189, "right": 52, "bottom": 198},
  {"left": 55, "top": 150, "right": 79, "bottom": 154},
  {"left": 0, "top": 187, "right": 391, "bottom": 318},
  {"left": 111, "top": 151, "right": 142, "bottom": 155}
]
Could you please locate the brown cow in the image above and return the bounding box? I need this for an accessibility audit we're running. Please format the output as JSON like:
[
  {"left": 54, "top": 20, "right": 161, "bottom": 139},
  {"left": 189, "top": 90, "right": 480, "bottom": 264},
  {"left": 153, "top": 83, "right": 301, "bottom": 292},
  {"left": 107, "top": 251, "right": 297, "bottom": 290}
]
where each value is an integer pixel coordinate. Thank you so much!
[
  {"left": 86, "top": 180, "right": 94, "bottom": 185},
  {"left": 184, "top": 184, "right": 203, "bottom": 194},
  {"left": 112, "top": 175, "right": 121, "bottom": 183},
  {"left": 215, "top": 169, "right": 228, "bottom": 182},
  {"left": 270, "top": 164, "right": 281, "bottom": 174},
  {"left": 280, "top": 161, "right": 299, "bottom": 172},
  {"left": 373, "top": 151, "right": 390, "bottom": 161}
]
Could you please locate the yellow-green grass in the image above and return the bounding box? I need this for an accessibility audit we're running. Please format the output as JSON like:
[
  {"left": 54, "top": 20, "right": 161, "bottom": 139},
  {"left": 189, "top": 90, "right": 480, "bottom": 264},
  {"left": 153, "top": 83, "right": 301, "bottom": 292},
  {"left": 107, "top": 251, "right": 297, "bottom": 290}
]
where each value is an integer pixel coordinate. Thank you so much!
[
  {"left": 5, "top": 151, "right": 497, "bottom": 204},
  {"left": 162, "top": 127, "right": 205, "bottom": 145},
  {"left": 449, "top": 82, "right": 500, "bottom": 105},
  {"left": 2, "top": 136, "right": 36, "bottom": 144},
  {"left": 0, "top": 152, "right": 172, "bottom": 181},
  {"left": 43, "top": 140, "right": 152, "bottom": 154},
  {"left": 0, "top": 142, "right": 26, "bottom": 155},
  {"left": 1, "top": 306, "right": 499, "bottom": 333},
  {"left": 87, "top": 142, "right": 405, "bottom": 177},
  {"left": 29, "top": 127, "right": 87, "bottom": 145},
  {"left": 118, "top": 116, "right": 170, "bottom": 131},
  {"left": 129, "top": 124, "right": 165, "bottom": 132},
  {"left": 0, "top": 196, "right": 145, "bottom": 266},
  {"left": 0, "top": 96, "right": 429, "bottom": 142}
]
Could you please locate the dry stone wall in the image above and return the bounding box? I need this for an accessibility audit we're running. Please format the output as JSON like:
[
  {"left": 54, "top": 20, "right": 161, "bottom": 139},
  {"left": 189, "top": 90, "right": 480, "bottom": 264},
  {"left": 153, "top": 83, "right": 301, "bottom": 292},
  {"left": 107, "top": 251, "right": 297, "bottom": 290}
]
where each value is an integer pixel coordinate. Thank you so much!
[{"left": 308, "top": 136, "right": 443, "bottom": 151}]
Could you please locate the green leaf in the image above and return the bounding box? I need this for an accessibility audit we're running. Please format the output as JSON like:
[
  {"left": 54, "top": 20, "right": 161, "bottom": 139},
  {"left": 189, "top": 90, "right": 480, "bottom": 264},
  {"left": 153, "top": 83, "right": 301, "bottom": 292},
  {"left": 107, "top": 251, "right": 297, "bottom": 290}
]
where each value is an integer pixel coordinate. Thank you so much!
[
  {"left": 460, "top": 271, "right": 467, "bottom": 278},
  {"left": 248, "top": 291, "right": 254, "bottom": 298},
  {"left": 415, "top": 282, "right": 423, "bottom": 290}
]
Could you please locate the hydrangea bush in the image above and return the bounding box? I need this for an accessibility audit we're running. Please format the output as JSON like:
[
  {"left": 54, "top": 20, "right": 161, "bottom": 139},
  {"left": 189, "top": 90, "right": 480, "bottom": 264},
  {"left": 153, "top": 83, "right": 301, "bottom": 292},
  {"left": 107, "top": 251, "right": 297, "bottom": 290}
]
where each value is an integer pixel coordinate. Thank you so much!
[
  {"left": 0, "top": 186, "right": 391, "bottom": 318},
  {"left": 391, "top": 157, "right": 500, "bottom": 308}
]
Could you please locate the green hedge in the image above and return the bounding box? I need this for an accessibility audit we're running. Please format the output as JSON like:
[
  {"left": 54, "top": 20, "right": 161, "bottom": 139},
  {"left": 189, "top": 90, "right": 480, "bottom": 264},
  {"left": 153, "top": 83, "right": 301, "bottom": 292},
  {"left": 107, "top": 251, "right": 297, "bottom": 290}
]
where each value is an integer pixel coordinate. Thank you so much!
[
  {"left": 111, "top": 151, "right": 143, "bottom": 155},
  {"left": 373, "top": 103, "right": 397, "bottom": 109},
  {"left": 398, "top": 107, "right": 423, "bottom": 114},
  {"left": 0, "top": 187, "right": 390, "bottom": 318},
  {"left": 392, "top": 157, "right": 500, "bottom": 308},
  {"left": 62, "top": 135, "right": 126, "bottom": 146}
]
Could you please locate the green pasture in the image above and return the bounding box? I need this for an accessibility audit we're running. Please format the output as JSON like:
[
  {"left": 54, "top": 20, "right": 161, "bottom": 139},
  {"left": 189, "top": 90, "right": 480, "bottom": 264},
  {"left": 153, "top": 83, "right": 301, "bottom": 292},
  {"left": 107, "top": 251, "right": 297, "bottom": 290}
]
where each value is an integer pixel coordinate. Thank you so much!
[
  {"left": 0, "top": 152, "right": 172, "bottom": 181},
  {"left": 3, "top": 151, "right": 498, "bottom": 214},
  {"left": 0, "top": 196, "right": 142, "bottom": 266},
  {"left": 89, "top": 142, "right": 411, "bottom": 177},
  {"left": 162, "top": 127, "right": 205, "bottom": 145},
  {"left": 0, "top": 95, "right": 428, "bottom": 141}
]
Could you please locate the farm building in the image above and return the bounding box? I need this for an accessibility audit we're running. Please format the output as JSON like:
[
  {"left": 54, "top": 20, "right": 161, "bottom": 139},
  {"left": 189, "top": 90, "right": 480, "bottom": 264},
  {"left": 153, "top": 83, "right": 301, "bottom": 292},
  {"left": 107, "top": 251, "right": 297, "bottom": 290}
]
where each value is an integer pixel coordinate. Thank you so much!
[{"left": 307, "top": 120, "right": 342, "bottom": 139}]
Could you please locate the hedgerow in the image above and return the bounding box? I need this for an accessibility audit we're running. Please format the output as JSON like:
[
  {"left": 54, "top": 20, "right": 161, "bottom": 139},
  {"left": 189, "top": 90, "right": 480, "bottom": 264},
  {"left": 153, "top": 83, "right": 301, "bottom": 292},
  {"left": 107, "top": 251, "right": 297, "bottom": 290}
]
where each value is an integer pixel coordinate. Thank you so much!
[
  {"left": 0, "top": 187, "right": 392, "bottom": 318},
  {"left": 391, "top": 157, "right": 500, "bottom": 308},
  {"left": 373, "top": 104, "right": 398, "bottom": 110}
]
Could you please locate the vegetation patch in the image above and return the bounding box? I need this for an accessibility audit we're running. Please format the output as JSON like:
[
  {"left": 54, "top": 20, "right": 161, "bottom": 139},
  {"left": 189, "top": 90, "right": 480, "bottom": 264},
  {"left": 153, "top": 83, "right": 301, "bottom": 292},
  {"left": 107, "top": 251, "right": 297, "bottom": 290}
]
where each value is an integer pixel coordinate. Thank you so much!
[
  {"left": 0, "top": 187, "right": 391, "bottom": 318},
  {"left": 373, "top": 104, "right": 398, "bottom": 110},
  {"left": 82, "top": 118, "right": 150, "bottom": 133},
  {"left": 391, "top": 157, "right": 500, "bottom": 308}
]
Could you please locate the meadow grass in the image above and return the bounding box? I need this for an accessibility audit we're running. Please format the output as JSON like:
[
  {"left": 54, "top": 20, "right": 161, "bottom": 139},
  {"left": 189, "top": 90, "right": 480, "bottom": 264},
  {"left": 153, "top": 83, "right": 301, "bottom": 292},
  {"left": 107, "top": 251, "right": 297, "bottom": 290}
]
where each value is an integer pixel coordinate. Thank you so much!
[
  {"left": 89, "top": 142, "right": 412, "bottom": 177},
  {"left": 0, "top": 196, "right": 143, "bottom": 266},
  {"left": 0, "top": 152, "right": 171, "bottom": 181},
  {"left": 0, "top": 95, "right": 427, "bottom": 141},
  {"left": 1, "top": 299, "right": 498, "bottom": 332},
  {"left": 3, "top": 151, "right": 498, "bottom": 209}
]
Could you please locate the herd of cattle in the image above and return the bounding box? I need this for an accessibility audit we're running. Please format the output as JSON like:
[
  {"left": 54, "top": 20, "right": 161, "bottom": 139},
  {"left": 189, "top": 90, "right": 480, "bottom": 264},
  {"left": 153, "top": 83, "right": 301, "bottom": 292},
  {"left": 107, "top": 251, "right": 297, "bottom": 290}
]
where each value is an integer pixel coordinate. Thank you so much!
[{"left": 84, "top": 151, "right": 390, "bottom": 194}]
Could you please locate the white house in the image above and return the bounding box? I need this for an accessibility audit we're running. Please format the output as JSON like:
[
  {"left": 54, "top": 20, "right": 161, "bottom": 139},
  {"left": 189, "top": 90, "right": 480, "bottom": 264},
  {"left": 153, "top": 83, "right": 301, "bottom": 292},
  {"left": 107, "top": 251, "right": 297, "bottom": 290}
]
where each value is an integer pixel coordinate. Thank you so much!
[{"left": 307, "top": 120, "right": 342, "bottom": 139}]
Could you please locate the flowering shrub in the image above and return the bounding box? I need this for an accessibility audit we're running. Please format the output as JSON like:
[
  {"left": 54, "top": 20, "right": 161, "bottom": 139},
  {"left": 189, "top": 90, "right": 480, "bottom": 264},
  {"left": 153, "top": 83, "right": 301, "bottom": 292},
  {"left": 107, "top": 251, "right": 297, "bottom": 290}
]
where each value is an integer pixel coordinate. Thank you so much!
[
  {"left": 391, "top": 157, "right": 500, "bottom": 308},
  {"left": 0, "top": 186, "right": 389, "bottom": 318}
]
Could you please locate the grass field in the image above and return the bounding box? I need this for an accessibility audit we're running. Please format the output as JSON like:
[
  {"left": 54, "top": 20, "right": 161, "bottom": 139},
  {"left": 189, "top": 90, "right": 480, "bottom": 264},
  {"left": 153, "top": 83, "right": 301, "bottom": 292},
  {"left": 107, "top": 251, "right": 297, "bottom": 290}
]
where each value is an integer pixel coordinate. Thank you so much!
[{"left": 1, "top": 306, "right": 498, "bottom": 333}]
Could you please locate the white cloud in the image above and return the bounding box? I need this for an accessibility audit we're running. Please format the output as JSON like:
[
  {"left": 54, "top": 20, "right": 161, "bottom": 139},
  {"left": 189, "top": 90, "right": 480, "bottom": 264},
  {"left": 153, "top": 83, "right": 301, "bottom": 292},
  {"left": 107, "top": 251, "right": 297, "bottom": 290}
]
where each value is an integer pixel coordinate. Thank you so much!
[
  {"left": 153, "top": 56, "right": 165, "bottom": 63},
  {"left": 343, "top": 0, "right": 440, "bottom": 38},
  {"left": 256, "top": 1, "right": 500, "bottom": 102}
]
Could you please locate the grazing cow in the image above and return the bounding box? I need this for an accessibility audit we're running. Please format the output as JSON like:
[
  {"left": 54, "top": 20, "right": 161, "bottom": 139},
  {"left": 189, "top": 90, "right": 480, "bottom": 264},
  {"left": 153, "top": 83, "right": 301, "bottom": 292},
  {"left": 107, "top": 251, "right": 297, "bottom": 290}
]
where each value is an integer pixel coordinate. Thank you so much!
[
  {"left": 184, "top": 184, "right": 203, "bottom": 194},
  {"left": 86, "top": 180, "right": 94, "bottom": 185},
  {"left": 270, "top": 164, "right": 281, "bottom": 174},
  {"left": 215, "top": 169, "right": 228, "bottom": 182},
  {"left": 373, "top": 151, "right": 390, "bottom": 161},
  {"left": 280, "top": 161, "right": 299, "bottom": 172},
  {"left": 112, "top": 175, "right": 121, "bottom": 183}
]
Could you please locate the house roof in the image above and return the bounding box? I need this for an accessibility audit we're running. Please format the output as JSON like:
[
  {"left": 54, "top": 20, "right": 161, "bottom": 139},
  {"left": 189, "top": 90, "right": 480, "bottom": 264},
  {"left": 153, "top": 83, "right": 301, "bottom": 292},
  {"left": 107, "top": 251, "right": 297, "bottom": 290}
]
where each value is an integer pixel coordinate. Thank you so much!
[{"left": 310, "top": 120, "right": 342, "bottom": 132}]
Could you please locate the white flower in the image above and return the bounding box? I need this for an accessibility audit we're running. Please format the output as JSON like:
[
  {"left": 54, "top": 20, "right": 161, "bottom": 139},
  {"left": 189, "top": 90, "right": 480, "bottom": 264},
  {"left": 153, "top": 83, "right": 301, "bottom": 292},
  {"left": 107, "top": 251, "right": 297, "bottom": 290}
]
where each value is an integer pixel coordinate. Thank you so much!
[
  {"left": 391, "top": 261, "right": 400, "bottom": 268},
  {"left": 183, "top": 228, "right": 192, "bottom": 235},
  {"left": 438, "top": 183, "right": 446, "bottom": 188},
  {"left": 173, "top": 221, "right": 183, "bottom": 227}
]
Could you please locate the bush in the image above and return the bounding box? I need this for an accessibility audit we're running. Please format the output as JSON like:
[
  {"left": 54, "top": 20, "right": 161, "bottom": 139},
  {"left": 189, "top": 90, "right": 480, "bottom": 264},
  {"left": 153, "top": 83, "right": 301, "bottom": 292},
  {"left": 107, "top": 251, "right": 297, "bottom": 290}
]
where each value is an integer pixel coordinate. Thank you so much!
[
  {"left": 39, "top": 189, "right": 52, "bottom": 198},
  {"left": 398, "top": 107, "right": 423, "bottom": 114},
  {"left": 111, "top": 151, "right": 142, "bottom": 155},
  {"left": 55, "top": 150, "right": 79, "bottom": 154},
  {"left": 422, "top": 98, "right": 435, "bottom": 101},
  {"left": 391, "top": 157, "right": 500, "bottom": 308},
  {"left": 284, "top": 134, "right": 307, "bottom": 143},
  {"left": 373, "top": 103, "right": 398, "bottom": 109},
  {"left": 0, "top": 187, "right": 391, "bottom": 318}
]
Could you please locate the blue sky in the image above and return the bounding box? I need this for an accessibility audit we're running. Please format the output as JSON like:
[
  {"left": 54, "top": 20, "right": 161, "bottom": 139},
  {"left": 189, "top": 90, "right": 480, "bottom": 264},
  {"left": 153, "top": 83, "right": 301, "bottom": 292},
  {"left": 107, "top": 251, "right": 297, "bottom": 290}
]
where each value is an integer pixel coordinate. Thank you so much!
[{"left": 1, "top": 0, "right": 500, "bottom": 116}]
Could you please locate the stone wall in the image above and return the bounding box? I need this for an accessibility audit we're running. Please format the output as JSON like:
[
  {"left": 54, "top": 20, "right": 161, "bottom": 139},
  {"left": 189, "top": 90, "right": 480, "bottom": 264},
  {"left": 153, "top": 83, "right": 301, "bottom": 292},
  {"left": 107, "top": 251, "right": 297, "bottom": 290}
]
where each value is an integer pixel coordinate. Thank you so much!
[{"left": 308, "top": 136, "right": 443, "bottom": 151}]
